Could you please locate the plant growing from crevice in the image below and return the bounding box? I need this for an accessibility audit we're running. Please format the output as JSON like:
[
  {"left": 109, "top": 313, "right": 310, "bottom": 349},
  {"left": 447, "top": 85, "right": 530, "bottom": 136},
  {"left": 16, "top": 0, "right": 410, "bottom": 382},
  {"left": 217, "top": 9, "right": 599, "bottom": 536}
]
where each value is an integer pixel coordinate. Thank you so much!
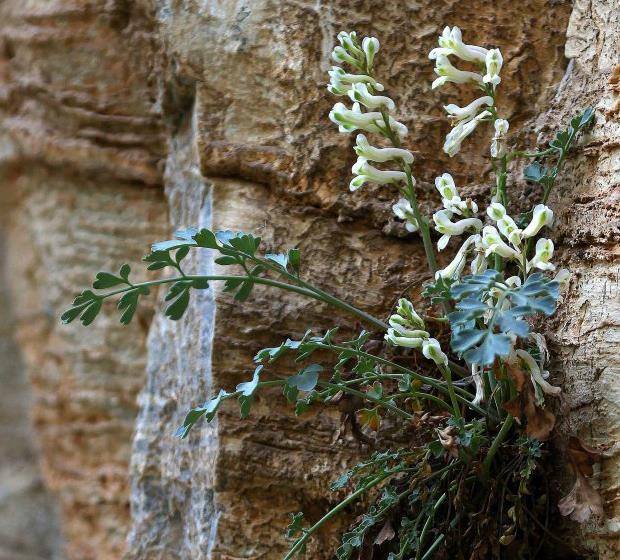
[{"left": 63, "top": 27, "right": 601, "bottom": 559}]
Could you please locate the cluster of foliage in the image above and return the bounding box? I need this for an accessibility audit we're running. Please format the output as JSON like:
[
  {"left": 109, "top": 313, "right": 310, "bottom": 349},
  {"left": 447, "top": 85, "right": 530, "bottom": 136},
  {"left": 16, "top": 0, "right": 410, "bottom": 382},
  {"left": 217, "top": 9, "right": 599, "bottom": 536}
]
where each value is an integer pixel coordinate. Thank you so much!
[{"left": 63, "top": 27, "right": 601, "bottom": 559}]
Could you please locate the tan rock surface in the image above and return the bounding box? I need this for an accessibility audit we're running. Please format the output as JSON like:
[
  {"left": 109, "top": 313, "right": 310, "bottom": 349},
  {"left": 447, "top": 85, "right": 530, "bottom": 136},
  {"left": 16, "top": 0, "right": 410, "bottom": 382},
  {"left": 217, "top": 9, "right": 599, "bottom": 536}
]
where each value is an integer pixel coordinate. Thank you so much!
[{"left": 0, "top": 0, "right": 618, "bottom": 559}]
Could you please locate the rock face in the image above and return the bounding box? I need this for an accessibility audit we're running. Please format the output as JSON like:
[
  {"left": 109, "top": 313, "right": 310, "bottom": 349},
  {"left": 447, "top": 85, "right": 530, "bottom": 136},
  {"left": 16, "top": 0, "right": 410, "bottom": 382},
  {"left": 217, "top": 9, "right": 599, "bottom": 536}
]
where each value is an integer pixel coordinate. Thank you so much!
[{"left": 0, "top": 1, "right": 617, "bottom": 559}]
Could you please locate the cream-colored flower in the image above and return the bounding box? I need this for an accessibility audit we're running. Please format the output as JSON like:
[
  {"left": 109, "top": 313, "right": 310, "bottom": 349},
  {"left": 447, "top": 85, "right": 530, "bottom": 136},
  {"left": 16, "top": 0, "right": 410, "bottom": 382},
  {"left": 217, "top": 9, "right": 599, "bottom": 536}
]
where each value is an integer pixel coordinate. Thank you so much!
[
  {"left": 433, "top": 209, "right": 483, "bottom": 250},
  {"left": 350, "top": 157, "right": 407, "bottom": 191},
  {"left": 422, "top": 338, "right": 449, "bottom": 367},
  {"left": 444, "top": 96, "right": 494, "bottom": 124},
  {"left": 432, "top": 54, "right": 484, "bottom": 90},
  {"left": 354, "top": 134, "right": 413, "bottom": 163},
  {"left": 362, "top": 36, "right": 380, "bottom": 69},
  {"left": 327, "top": 66, "right": 384, "bottom": 96},
  {"left": 436, "top": 234, "right": 480, "bottom": 280},
  {"left": 481, "top": 225, "right": 521, "bottom": 260},
  {"left": 385, "top": 299, "right": 429, "bottom": 348},
  {"left": 487, "top": 203, "right": 522, "bottom": 247},
  {"left": 435, "top": 173, "right": 478, "bottom": 215},
  {"left": 483, "top": 49, "right": 503, "bottom": 88},
  {"left": 471, "top": 364, "right": 485, "bottom": 406},
  {"left": 522, "top": 204, "right": 554, "bottom": 238},
  {"left": 392, "top": 198, "right": 419, "bottom": 233},
  {"left": 348, "top": 83, "right": 395, "bottom": 111},
  {"left": 516, "top": 349, "right": 561, "bottom": 401},
  {"left": 490, "top": 118, "right": 509, "bottom": 158},
  {"left": 444, "top": 111, "right": 491, "bottom": 157},
  {"left": 429, "top": 26, "right": 488, "bottom": 63},
  {"left": 527, "top": 238, "right": 555, "bottom": 272}
]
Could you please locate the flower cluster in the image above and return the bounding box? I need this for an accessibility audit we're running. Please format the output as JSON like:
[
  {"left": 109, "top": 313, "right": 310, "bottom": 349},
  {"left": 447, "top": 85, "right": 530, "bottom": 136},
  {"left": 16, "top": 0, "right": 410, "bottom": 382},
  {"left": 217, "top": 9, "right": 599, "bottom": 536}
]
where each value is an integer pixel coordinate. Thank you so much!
[
  {"left": 327, "top": 31, "right": 418, "bottom": 230},
  {"left": 429, "top": 27, "right": 504, "bottom": 157},
  {"left": 385, "top": 299, "right": 448, "bottom": 367}
]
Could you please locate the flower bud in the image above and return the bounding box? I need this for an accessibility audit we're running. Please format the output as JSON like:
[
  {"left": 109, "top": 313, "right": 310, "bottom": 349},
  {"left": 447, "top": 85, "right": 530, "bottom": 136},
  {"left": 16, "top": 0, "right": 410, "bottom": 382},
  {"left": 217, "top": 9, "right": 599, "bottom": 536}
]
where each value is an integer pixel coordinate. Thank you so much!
[
  {"left": 362, "top": 37, "right": 380, "bottom": 69},
  {"left": 429, "top": 26, "right": 488, "bottom": 63}
]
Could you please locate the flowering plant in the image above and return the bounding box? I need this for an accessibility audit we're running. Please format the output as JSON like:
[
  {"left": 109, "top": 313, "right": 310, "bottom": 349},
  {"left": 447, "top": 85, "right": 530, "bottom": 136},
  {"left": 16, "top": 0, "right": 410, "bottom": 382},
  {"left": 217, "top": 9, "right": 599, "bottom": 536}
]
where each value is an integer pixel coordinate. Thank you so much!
[{"left": 64, "top": 27, "right": 598, "bottom": 559}]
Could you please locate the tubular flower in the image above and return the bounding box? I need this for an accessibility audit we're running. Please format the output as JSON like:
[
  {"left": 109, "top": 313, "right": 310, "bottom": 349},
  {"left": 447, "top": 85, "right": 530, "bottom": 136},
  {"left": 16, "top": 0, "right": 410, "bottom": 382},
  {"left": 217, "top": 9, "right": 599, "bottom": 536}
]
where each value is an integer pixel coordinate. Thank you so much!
[
  {"left": 436, "top": 234, "right": 480, "bottom": 280},
  {"left": 435, "top": 173, "right": 478, "bottom": 216},
  {"left": 444, "top": 111, "right": 491, "bottom": 157},
  {"left": 328, "top": 67, "right": 384, "bottom": 96},
  {"left": 432, "top": 54, "right": 484, "bottom": 90},
  {"left": 392, "top": 198, "right": 420, "bottom": 232},
  {"left": 354, "top": 134, "right": 413, "bottom": 163},
  {"left": 350, "top": 157, "right": 407, "bottom": 191},
  {"left": 481, "top": 225, "right": 521, "bottom": 260},
  {"left": 422, "top": 338, "right": 449, "bottom": 367},
  {"left": 329, "top": 102, "right": 385, "bottom": 135},
  {"left": 486, "top": 203, "right": 521, "bottom": 246},
  {"left": 471, "top": 364, "right": 485, "bottom": 406},
  {"left": 385, "top": 298, "right": 429, "bottom": 349},
  {"left": 522, "top": 204, "right": 554, "bottom": 238},
  {"left": 470, "top": 237, "right": 488, "bottom": 274},
  {"left": 429, "top": 26, "right": 488, "bottom": 63},
  {"left": 336, "top": 32, "right": 364, "bottom": 60},
  {"left": 433, "top": 209, "right": 483, "bottom": 250},
  {"left": 348, "top": 83, "right": 395, "bottom": 111},
  {"left": 332, "top": 45, "right": 363, "bottom": 68},
  {"left": 516, "top": 349, "right": 561, "bottom": 400},
  {"left": 527, "top": 238, "right": 555, "bottom": 272},
  {"left": 491, "top": 118, "right": 509, "bottom": 158},
  {"left": 483, "top": 49, "right": 503, "bottom": 88},
  {"left": 444, "top": 96, "right": 494, "bottom": 124}
]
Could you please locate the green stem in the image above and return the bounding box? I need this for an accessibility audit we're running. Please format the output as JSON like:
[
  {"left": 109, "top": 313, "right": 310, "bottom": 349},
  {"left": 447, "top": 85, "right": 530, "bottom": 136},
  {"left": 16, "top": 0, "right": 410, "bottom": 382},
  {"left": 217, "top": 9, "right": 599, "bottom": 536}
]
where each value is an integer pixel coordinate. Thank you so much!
[
  {"left": 282, "top": 470, "right": 394, "bottom": 560},
  {"left": 481, "top": 414, "right": 514, "bottom": 481},
  {"left": 98, "top": 274, "right": 387, "bottom": 332},
  {"left": 416, "top": 493, "right": 447, "bottom": 560},
  {"left": 439, "top": 364, "right": 462, "bottom": 422}
]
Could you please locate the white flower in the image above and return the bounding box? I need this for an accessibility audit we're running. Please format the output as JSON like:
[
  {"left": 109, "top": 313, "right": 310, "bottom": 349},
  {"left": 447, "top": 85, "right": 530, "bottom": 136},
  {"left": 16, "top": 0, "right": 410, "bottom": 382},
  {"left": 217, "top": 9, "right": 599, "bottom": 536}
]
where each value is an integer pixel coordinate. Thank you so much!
[
  {"left": 362, "top": 37, "right": 380, "bottom": 69},
  {"left": 471, "top": 364, "right": 485, "bottom": 406},
  {"left": 433, "top": 209, "right": 483, "bottom": 250},
  {"left": 429, "top": 26, "right": 488, "bottom": 63},
  {"left": 486, "top": 203, "right": 521, "bottom": 246},
  {"left": 470, "top": 240, "right": 488, "bottom": 274},
  {"left": 443, "top": 96, "right": 494, "bottom": 124},
  {"left": 527, "top": 238, "right": 555, "bottom": 272},
  {"left": 481, "top": 225, "right": 521, "bottom": 260},
  {"left": 385, "top": 299, "right": 429, "bottom": 348},
  {"left": 432, "top": 54, "right": 484, "bottom": 90},
  {"left": 522, "top": 204, "right": 554, "bottom": 238},
  {"left": 435, "top": 173, "right": 478, "bottom": 215},
  {"left": 348, "top": 83, "right": 395, "bottom": 111},
  {"left": 443, "top": 111, "right": 491, "bottom": 157},
  {"left": 331, "top": 46, "right": 362, "bottom": 68},
  {"left": 392, "top": 198, "right": 419, "bottom": 232},
  {"left": 483, "top": 49, "right": 503, "bottom": 87},
  {"left": 516, "top": 349, "right": 561, "bottom": 401},
  {"left": 490, "top": 118, "right": 509, "bottom": 158},
  {"left": 436, "top": 234, "right": 480, "bottom": 280},
  {"left": 350, "top": 157, "right": 407, "bottom": 191},
  {"left": 354, "top": 134, "right": 413, "bottom": 164},
  {"left": 395, "top": 298, "right": 425, "bottom": 329},
  {"left": 327, "top": 66, "right": 384, "bottom": 96},
  {"left": 422, "top": 338, "right": 449, "bottom": 367}
]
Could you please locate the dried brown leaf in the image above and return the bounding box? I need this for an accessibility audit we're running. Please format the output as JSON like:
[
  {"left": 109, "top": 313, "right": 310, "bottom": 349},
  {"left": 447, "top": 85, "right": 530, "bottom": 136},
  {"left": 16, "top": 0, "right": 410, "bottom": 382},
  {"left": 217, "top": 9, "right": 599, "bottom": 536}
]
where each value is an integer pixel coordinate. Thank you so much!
[
  {"left": 373, "top": 520, "right": 395, "bottom": 545},
  {"left": 438, "top": 425, "right": 459, "bottom": 458},
  {"left": 567, "top": 436, "right": 601, "bottom": 477},
  {"left": 558, "top": 472, "right": 604, "bottom": 523}
]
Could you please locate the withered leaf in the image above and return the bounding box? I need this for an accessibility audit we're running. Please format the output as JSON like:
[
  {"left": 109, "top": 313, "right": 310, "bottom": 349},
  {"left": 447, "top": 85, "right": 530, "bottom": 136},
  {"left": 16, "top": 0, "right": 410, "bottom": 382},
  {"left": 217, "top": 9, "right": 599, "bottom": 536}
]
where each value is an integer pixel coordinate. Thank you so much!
[
  {"left": 373, "top": 520, "right": 395, "bottom": 545},
  {"left": 558, "top": 471, "right": 604, "bottom": 523},
  {"left": 502, "top": 380, "right": 555, "bottom": 441},
  {"left": 438, "top": 425, "right": 459, "bottom": 458},
  {"left": 358, "top": 408, "right": 381, "bottom": 431},
  {"left": 567, "top": 436, "right": 601, "bottom": 477}
]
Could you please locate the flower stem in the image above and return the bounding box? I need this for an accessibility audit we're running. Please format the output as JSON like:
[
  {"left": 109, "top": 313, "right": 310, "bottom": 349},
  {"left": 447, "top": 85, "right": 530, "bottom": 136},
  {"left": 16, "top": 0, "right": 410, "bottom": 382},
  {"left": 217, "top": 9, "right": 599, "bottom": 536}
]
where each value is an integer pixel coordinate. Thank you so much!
[{"left": 481, "top": 414, "right": 514, "bottom": 481}]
